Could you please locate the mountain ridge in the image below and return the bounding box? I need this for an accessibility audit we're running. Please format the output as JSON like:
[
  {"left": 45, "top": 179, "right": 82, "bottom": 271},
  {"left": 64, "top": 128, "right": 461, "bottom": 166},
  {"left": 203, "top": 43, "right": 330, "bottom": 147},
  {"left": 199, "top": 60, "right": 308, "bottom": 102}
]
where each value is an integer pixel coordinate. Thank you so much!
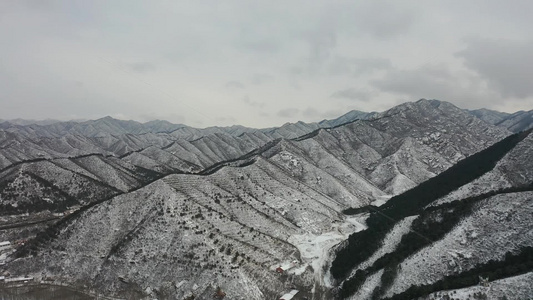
[{"left": 2, "top": 99, "right": 527, "bottom": 300}]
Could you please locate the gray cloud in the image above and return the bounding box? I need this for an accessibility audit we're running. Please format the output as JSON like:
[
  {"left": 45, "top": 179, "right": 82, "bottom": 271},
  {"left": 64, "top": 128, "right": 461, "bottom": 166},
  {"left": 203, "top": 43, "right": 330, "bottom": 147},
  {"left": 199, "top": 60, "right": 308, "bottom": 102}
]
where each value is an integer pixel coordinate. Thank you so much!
[
  {"left": 371, "top": 64, "right": 501, "bottom": 109},
  {"left": 297, "top": 4, "right": 342, "bottom": 64},
  {"left": 250, "top": 73, "right": 274, "bottom": 85},
  {"left": 240, "top": 39, "right": 280, "bottom": 54},
  {"left": 331, "top": 88, "right": 372, "bottom": 101},
  {"left": 73, "top": 81, "right": 84, "bottom": 88},
  {"left": 242, "top": 95, "right": 265, "bottom": 108},
  {"left": 302, "top": 107, "right": 336, "bottom": 119},
  {"left": 352, "top": 1, "right": 416, "bottom": 38},
  {"left": 302, "top": 107, "right": 320, "bottom": 118},
  {"left": 302, "top": 107, "right": 353, "bottom": 121},
  {"left": 328, "top": 57, "right": 392, "bottom": 76},
  {"left": 215, "top": 116, "right": 237, "bottom": 124},
  {"left": 124, "top": 62, "right": 156, "bottom": 73},
  {"left": 138, "top": 112, "right": 187, "bottom": 124},
  {"left": 303, "top": 27, "right": 337, "bottom": 63},
  {"left": 225, "top": 81, "right": 245, "bottom": 89},
  {"left": 277, "top": 108, "right": 299, "bottom": 118},
  {"left": 457, "top": 38, "right": 533, "bottom": 98},
  {"left": 372, "top": 65, "right": 453, "bottom": 97},
  {"left": 1, "top": 1, "right": 533, "bottom": 127}
]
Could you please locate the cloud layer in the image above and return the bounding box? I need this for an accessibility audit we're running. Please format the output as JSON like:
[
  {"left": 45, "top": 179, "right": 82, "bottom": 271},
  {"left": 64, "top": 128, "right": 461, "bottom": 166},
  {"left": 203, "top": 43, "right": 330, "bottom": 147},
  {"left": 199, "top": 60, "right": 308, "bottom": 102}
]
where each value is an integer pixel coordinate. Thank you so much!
[{"left": 1, "top": 1, "right": 532, "bottom": 127}]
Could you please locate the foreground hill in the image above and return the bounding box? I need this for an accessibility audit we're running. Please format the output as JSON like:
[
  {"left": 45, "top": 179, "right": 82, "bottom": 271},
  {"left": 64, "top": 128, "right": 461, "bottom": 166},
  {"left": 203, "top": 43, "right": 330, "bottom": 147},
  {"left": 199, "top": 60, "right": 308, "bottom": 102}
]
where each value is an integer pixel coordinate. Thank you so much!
[{"left": 332, "top": 129, "right": 533, "bottom": 299}]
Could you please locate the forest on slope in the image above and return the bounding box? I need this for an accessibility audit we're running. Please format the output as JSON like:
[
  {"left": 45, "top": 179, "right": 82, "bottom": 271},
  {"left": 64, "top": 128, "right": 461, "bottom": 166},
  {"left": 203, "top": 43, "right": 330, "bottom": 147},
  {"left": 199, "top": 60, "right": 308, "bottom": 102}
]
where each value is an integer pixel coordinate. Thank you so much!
[{"left": 332, "top": 129, "right": 533, "bottom": 299}]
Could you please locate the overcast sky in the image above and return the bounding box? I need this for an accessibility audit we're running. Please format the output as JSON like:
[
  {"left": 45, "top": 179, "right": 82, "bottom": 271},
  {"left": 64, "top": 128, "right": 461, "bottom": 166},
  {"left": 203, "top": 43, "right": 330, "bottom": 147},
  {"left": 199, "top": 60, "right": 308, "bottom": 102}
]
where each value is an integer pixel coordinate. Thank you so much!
[{"left": 1, "top": 1, "right": 532, "bottom": 128}]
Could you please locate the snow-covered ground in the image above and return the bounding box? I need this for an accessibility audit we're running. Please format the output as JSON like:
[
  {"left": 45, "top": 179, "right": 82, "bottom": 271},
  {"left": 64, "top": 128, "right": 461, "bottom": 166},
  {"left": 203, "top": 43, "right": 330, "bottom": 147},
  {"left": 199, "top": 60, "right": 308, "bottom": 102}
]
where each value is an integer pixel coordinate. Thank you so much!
[
  {"left": 433, "top": 134, "right": 533, "bottom": 208},
  {"left": 355, "top": 216, "right": 417, "bottom": 274},
  {"left": 371, "top": 195, "right": 392, "bottom": 207},
  {"left": 346, "top": 269, "right": 384, "bottom": 300},
  {"left": 424, "top": 271, "right": 533, "bottom": 300},
  {"left": 384, "top": 191, "right": 533, "bottom": 298},
  {"left": 288, "top": 216, "right": 366, "bottom": 286}
]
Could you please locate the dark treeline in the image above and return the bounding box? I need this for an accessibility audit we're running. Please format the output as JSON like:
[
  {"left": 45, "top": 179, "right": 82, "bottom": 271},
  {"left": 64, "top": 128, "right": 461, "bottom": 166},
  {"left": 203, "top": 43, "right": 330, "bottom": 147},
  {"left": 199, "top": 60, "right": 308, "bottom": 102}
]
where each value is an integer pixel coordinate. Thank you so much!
[
  {"left": 0, "top": 158, "right": 167, "bottom": 215},
  {"left": 198, "top": 139, "right": 280, "bottom": 175},
  {"left": 0, "top": 172, "right": 80, "bottom": 214},
  {"left": 132, "top": 165, "right": 166, "bottom": 185},
  {"left": 0, "top": 284, "right": 93, "bottom": 300},
  {"left": 331, "top": 130, "right": 529, "bottom": 281},
  {"left": 0, "top": 171, "right": 120, "bottom": 215},
  {"left": 0, "top": 152, "right": 114, "bottom": 174},
  {"left": 336, "top": 184, "right": 533, "bottom": 299},
  {"left": 342, "top": 204, "right": 379, "bottom": 215},
  {"left": 384, "top": 245, "right": 533, "bottom": 300},
  {"left": 394, "top": 184, "right": 533, "bottom": 267}
]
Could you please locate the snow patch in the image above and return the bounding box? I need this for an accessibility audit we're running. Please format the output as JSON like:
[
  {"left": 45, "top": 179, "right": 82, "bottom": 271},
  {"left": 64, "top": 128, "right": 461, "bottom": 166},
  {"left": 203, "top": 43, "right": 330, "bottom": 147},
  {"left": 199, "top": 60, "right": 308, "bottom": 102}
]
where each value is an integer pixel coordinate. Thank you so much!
[{"left": 288, "top": 216, "right": 366, "bottom": 286}]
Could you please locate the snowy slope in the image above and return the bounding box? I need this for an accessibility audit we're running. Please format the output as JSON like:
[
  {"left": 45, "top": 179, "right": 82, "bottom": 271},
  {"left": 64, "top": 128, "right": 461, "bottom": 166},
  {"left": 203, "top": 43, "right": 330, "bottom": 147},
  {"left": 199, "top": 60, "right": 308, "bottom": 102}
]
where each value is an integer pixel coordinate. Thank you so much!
[
  {"left": 435, "top": 132, "right": 533, "bottom": 205},
  {"left": 333, "top": 129, "right": 533, "bottom": 300},
  {"left": 384, "top": 192, "right": 533, "bottom": 298}
]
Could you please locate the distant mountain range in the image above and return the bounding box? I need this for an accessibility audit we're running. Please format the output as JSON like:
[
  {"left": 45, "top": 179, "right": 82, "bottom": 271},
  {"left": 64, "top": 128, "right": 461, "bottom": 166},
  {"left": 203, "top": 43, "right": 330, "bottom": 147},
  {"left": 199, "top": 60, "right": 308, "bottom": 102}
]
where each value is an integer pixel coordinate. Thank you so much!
[
  {"left": 1, "top": 99, "right": 532, "bottom": 299},
  {"left": 1, "top": 102, "right": 530, "bottom": 139},
  {"left": 468, "top": 108, "right": 533, "bottom": 132}
]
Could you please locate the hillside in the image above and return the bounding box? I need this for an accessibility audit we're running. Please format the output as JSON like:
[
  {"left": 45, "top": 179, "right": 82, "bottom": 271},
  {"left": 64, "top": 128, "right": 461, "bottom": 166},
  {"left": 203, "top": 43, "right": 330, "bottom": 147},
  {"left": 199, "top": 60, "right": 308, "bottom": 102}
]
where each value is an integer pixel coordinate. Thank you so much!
[{"left": 332, "top": 129, "right": 533, "bottom": 299}]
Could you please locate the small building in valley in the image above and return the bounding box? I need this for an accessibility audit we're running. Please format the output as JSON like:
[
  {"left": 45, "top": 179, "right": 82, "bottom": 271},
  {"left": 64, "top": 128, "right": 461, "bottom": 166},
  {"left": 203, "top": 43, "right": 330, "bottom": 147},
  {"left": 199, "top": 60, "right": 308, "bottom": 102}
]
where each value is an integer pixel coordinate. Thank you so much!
[
  {"left": 275, "top": 260, "right": 298, "bottom": 274},
  {"left": 279, "top": 290, "right": 299, "bottom": 300},
  {"left": 5, "top": 276, "right": 34, "bottom": 283}
]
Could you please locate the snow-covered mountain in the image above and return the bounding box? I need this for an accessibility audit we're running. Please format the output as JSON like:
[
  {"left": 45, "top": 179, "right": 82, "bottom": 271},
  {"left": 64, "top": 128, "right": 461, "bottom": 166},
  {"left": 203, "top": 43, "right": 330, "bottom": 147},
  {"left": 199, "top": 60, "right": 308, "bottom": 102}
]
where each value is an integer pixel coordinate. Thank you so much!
[
  {"left": 0, "top": 110, "right": 373, "bottom": 172},
  {"left": 0, "top": 110, "right": 370, "bottom": 141},
  {"left": 0, "top": 100, "right": 508, "bottom": 216},
  {"left": 468, "top": 108, "right": 533, "bottom": 133},
  {"left": 468, "top": 108, "right": 510, "bottom": 125},
  {"left": 1, "top": 99, "right": 531, "bottom": 299},
  {"left": 494, "top": 110, "right": 533, "bottom": 133}
]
